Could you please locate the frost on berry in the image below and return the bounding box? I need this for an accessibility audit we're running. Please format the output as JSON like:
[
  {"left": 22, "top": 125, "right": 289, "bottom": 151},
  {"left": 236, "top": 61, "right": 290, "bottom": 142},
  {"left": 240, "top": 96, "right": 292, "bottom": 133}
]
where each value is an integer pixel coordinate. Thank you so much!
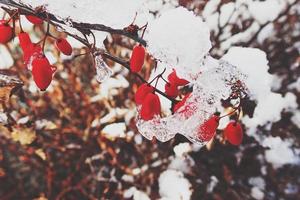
[{"left": 136, "top": 56, "right": 246, "bottom": 146}]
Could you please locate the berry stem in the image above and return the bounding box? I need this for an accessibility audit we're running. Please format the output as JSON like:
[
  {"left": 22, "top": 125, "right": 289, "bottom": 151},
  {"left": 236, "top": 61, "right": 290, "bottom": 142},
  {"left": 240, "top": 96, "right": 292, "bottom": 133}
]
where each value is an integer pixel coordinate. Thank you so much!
[
  {"left": 219, "top": 103, "right": 240, "bottom": 119},
  {"left": 18, "top": 13, "right": 24, "bottom": 32},
  {"left": 42, "top": 14, "right": 50, "bottom": 54}
]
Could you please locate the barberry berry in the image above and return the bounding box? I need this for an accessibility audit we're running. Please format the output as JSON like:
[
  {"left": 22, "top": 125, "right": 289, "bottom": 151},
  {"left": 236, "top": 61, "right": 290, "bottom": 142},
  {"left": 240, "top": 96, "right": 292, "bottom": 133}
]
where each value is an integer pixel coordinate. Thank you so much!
[
  {"left": 130, "top": 44, "right": 145, "bottom": 73},
  {"left": 224, "top": 121, "right": 243, "bottom": 145},
  {"left": 135, "top": 83, "right": 154, "bottom": 105},
  {"left": 55, "top": 38, "right": 72, "bottom": 56},
  {"left": 0, "top": 20, "right": 13, "bottom": 44},
  {"left": 140, "top": 93, "right": 161, "bottom": 121}
]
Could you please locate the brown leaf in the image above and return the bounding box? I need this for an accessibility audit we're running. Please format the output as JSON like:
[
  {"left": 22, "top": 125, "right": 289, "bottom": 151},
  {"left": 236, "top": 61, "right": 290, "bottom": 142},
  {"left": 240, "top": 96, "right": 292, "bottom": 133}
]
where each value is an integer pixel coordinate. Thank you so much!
[
  {"left": 0, "top": 73, "right": 23, "bottom": 105},
  {"left": 11, "top": 127, "right": 36, "bottom": 145}
]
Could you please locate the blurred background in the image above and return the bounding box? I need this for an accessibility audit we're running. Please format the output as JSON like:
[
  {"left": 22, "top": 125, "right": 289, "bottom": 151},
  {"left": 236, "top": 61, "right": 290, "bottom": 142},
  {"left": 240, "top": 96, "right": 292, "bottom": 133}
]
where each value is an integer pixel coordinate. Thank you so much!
[{"left": 0, "top": 0, "right": 299, "bottom": 199}]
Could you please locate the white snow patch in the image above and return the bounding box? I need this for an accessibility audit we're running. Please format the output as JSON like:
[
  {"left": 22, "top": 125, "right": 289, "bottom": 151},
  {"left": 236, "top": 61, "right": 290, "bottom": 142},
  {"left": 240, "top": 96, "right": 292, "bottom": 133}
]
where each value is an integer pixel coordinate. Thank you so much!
[
  {"left": 159, "top": 169, "right": 192, "bottom": 200},
  {"left": 262, "top": 136, "right": 300, "bottom": 168},
  {"left": 102, "top": 122, "right": 126, "bottom": 138},
  {"left": 146, "top": 7, "right": 211, "bottom": 81}
]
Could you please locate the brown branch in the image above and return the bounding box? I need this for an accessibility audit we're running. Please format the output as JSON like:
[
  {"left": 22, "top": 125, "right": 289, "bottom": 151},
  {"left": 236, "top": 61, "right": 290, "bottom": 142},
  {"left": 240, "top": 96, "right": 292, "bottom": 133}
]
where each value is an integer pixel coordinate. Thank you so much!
[{"left": 0, "top": 0, "right": 147, "bottom": 46}]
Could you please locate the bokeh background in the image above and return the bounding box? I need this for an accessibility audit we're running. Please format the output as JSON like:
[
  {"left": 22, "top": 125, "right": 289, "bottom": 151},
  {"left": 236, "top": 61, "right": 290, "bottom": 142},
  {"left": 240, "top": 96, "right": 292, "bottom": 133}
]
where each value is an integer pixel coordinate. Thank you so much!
[{"left": 0, "top": 0, "right": 300, "bottom": 199}]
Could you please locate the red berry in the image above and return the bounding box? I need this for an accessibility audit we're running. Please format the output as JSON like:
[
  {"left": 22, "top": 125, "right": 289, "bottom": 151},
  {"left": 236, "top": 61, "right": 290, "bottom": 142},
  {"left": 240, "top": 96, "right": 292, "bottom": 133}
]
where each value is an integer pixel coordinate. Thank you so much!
[
  {"left": 140, "top": 93, "right": 161, "bottom": 121},
  {"left": 18, "top": 32, "right": 32, "bottom": 51},
  {"left": 26, "top": 15, "right": 43, "bottom": 25},
  {"left": 135, "top": 83, "right": 154, "bottom": 105},
  {"left": 55, "top": 38, "right": 72, "bottom": 56},
  {"left": 165, "top": 83, "right": 179, "bottom": 98},
  {"left": 0, "top": 20, "right": 13, "bottom": 44},
  {"left": 224, "top": 122, "right": 243, "bottom": 145},
  {"left": 23, "top": 43, "right": 42, "bottom": 65},
  {"left": 168, "top": 69, "right": 189, "bottom": 86},
  {"left": 198, "top": 115, "right": 219, "bottom": 142},
  {"left": 130, "top": 45, "right": 145, "bottom": 73},
  {"left": 32, "top": 56, "right": 53, "bottom": 91}
]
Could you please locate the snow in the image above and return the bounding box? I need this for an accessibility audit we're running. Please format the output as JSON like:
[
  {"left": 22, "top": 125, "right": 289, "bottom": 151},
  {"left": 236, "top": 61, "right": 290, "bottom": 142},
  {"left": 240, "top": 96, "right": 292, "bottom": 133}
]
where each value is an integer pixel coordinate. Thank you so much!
[
  {"left": 102, "top": 123, "right": 127, "bottom": 138},
  {"left": 0, "top": 46, "right": 13, "bottom": 69},
  {"left": 19, "top": 0, "right": 146, "bottom": 29},
  {"left": 248, "top": 177, "right": 266, "bottom": 190},
  {"left": 173, "top": 143, "right": 192, "bottom": 157},
  {"left": 123, "top": 187, "right": 150, "bottom": 200},
  {"left": 222, "top": 47, "right": 297, "bottom": 128},
  {"left": 206, "top": 176, "right": 219, "bottom": 193},
  {"left": 146, "top": 7, "right": 211, "bottom": 81},
  {"left": 248, "top": 0, "right": 286, "bottom": 24},
  {"left": 158, "top": 169, "right": 192, "bottom": 200},
  {"left": 262, "top": 136, "right": 300, "bottom": 168},
  {"left": 251, "top": 186, "right": 264, "bottom": 200}
]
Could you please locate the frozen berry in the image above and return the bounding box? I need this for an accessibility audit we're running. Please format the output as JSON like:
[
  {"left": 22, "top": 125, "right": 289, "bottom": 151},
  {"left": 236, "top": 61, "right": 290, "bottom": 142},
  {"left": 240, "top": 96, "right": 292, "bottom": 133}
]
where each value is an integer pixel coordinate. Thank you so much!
[
  {"left": 165, "top": 82, "right": 179, "bottom": 98},
  {"left": 140, "top": 93, "right": 161, "bottom": 121},
  {"left": 168, "top": 69, "right": 189, "bottom": 86},
  {"left": 198, "top": 115, "right": 219, "bottom": 142}
]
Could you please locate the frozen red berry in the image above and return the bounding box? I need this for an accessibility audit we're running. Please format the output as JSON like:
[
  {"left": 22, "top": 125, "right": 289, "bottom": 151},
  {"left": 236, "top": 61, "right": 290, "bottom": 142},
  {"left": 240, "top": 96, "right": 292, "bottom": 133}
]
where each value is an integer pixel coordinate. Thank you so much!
[
  {"left": 165, "top": 82, "right": 179, "bottom": 98},
  {"left": 173, "top": 93, "right": 191, "bottom": 113},
  {"left": 135, "top": 83, "right": 154, "bottom": 105},
  {"left": 140, "top": 93, "right": 161, "bottom": 121},
  {"left": 55, "top": 38, "right": 72, "bottom": 56},
  {"left": 26, "top": 15, "right": 43, "bottom": 25},
  {"left": 198, "top": 115, "right": 219, "bottom": 142},
  {"left": 168, "top": 69, "right": 189, "bottom": 86},
  {"left": 224, "top": 122, "right": 243, "bottom": 145},
  {"left": 18, "top": 32, "right": 32, "bottom": 50},
  {"left": 32, "top": 56, "right": 54, "bottom": 91},
  {"left": 0, "top": 20, "right": 13, "bottom": 44},
  {"left": 130, "top": 45, "right": 145, "bottom": 73}
]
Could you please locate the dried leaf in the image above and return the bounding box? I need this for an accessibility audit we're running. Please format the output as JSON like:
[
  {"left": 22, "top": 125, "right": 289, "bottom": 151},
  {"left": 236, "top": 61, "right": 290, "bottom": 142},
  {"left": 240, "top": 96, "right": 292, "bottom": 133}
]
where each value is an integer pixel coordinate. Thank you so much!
[
  {"left": 0, "top": 73, "right": 23, "bottom": 104},
  {"left": 11, "top": 127, "right": 36, "bottom": 145},
  {"left": 35, "top": 149, "right": 47, "bottom": 160}
]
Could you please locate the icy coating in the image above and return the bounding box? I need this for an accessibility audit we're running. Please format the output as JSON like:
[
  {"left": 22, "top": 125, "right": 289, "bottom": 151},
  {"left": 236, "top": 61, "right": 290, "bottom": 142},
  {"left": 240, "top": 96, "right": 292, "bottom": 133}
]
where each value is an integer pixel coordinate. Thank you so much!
[
  {"left": 93, "top": 53, "right": 112, "bottom": 83},
  {"left": 136, "top": 56, "right": 246, "bottom": 146}
]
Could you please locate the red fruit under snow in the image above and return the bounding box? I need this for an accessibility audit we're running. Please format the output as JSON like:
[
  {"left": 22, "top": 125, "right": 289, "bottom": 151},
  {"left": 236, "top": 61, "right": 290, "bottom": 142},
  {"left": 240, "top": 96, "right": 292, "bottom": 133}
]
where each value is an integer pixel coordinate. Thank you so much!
[
  {"left": 55, "top": 38, "right": 72, "bottom": 56},
  {"left": 173, "top": 93, "right": 191, "bottom": 113},
  {"left": 32, "top": 56, "right": 54, "bottom": 91},
  {"left": 18, "top": 32, "right": 32, "bottom": 50},
  {"left": 198, "top": 115, "right": 219, "bottom": 142},
  {"left": 168, "top": 69, "right": 189, "bottom": 86},
  {"left": 165, "top": 83, "right": 179, "bottom": 98},
  {"left": 135, "top": 83, "right": 154, "bottom": 105},
  {"left": 0, "top": 20, "right": 13, "bottom": 44},
  {"left": 26, "top": 15, "right": 43, "bottom": 25},
  {"left": 140, "top": 93, "right": 161, "bottom": 121},
  {"left": 224, "top": 122, "right": 243, "bottom": 145},
  {"left": 130, "top": 45, "right": 145, "bottom": 73}
]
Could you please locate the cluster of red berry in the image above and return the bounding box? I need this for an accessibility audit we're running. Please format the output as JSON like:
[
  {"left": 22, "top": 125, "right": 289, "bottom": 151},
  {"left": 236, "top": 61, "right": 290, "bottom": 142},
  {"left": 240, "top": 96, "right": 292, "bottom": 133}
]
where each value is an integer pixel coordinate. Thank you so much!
[
  {"left": 130, "top": 44, "right": 190, "bottom": 121},
  {"left": 130, "top": 44, "right": 244, "bottom": 145},
  {"left": 0, "top": 13, "right": 72, "bottom": 91},
  {"left": 199, "top": 115, "right": 243, "bottom": 145}
]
